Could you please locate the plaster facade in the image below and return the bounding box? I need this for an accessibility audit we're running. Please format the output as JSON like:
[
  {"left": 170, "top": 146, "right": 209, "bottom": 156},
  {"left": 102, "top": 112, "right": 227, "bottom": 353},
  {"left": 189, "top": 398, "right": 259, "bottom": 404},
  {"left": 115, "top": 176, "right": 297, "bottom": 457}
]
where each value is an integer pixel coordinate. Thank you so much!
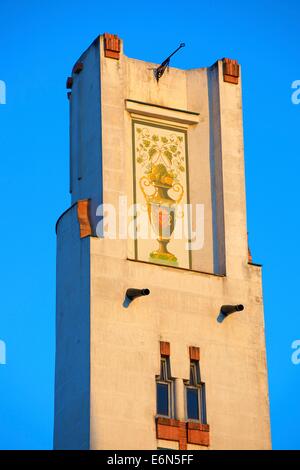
[{"left": 54, "top": 34, "right": 271, "bottom": 450}]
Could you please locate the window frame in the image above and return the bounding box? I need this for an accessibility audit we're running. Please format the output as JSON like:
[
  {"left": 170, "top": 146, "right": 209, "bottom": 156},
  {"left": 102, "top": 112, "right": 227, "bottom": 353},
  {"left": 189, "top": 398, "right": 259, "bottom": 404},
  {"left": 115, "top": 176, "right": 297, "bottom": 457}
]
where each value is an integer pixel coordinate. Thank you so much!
[
  {"left": 156, "top": 356, "right": 175, "bottom": 419},
  {"left": 184, "top": 361, "right": 207, "bottom": 424}
]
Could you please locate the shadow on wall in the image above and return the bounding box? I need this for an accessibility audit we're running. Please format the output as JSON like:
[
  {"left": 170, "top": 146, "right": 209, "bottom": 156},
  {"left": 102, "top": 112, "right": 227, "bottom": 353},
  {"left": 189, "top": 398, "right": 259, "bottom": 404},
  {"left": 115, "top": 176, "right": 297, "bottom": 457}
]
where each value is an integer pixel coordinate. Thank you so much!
[{"left": 0, "top": 340, "right": 6, "bottom": 364}]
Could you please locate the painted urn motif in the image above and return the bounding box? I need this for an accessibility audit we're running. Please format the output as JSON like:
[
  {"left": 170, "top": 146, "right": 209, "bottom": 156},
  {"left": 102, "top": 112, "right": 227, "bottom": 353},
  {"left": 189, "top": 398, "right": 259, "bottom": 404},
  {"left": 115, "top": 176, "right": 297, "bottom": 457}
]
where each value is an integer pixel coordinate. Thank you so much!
[
  {"left": 135, "top": 127, "right": 186, "bottom": 266},
  {"left": 140, "top": 164, "right": 183, "bottom": 264}
]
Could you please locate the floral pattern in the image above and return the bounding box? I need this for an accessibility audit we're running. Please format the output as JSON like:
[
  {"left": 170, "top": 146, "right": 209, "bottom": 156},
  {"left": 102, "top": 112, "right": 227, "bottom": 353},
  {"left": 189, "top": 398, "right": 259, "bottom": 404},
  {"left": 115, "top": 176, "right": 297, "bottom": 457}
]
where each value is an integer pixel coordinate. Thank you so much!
[{"left": 135, "top": 127, "right": 185, "bottom": 186}]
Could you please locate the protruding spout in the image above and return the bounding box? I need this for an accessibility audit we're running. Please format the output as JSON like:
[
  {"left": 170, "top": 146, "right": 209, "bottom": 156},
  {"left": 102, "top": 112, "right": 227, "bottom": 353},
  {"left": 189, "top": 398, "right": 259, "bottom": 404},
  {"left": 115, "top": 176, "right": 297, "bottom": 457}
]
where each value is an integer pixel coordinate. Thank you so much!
[
  {"left": 221, "top": 304, "right": 244, "bottom": 316},
  {"left": 123, "top": 288, "right": 150, "bottom": 308},
  {"left": 126, "top": 288, "right": 150, "bottom": 301}
]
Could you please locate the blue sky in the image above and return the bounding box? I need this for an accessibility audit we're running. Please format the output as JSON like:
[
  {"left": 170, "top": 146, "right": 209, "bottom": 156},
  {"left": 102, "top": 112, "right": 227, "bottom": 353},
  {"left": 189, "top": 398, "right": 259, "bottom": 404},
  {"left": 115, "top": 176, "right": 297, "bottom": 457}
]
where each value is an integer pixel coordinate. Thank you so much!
[{"left": 0, "top": 0, "right": 299, "bottom": 450}]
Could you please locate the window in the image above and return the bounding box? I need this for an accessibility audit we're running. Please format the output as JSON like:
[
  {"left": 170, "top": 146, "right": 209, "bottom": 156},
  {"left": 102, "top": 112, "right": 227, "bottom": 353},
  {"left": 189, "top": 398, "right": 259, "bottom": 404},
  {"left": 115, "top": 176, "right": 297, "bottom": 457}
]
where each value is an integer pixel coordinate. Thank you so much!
[
  {"left": 185, "top": 361, "right": 207, "bottom": 423},
  {"left": 156, "top": 356, "right": 175, "bottom": 418}
]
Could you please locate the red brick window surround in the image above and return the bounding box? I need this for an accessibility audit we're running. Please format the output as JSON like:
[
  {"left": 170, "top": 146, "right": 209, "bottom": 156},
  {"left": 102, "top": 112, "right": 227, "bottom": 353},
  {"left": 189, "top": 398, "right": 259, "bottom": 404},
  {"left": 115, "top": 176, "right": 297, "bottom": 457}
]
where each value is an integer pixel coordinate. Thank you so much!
[
  {"left": 156, "top": 418, "right": 210, "bottom": 450},
  {"left": 185, "top": 350, "right": 207, "bottom": 424},
  {"left": 160, "top": 341, "right": 170, "bottom": 357},
  {"left": 155, "top": 343, "right": 210, "bottom": 448}
]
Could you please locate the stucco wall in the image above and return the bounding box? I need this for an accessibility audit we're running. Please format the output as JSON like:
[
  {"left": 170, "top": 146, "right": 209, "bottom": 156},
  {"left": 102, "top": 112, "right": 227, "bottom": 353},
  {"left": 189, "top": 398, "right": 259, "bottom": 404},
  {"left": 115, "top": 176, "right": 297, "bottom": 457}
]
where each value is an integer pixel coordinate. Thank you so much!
[
  {"left": 55, "top": 34, "right": 271, "bottom": 450},
  {"left": 69, "top": 39, "right": 103, "bottom": 231},
  {"left": 90, "top": 238, "right": 270, "bottom": 450},
  {"left": 54, "top": 205, "right": 90, "bottom": 450},
  {"left": 89, "top": 36, "right": 270, "bottom": 449}
]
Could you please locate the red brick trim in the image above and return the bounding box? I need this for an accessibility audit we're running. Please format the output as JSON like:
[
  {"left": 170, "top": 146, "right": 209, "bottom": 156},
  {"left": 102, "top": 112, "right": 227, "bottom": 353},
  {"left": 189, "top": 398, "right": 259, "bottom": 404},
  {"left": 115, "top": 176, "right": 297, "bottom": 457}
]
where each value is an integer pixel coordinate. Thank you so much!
[
  {"left": 156, "top": 418, "right": 209, "bottom": 449},
  {"left": 66, "top": 77, "right": 73, "bottom": 89},
  {"left": 77, "top": 199, "right": 92, "bottom": 238},
  {"left": 223, "top": 58, "right": 239, "bottom": 85},
  {"left": 72, "top": 61, "right": 84, "bottom": 75},
  {"left": 103, "top": 33, "right": 121, "bottom": 60},
  {"left": 160, "top": 341, "right": 170, "bottom": 357},
  {"left": 247, "top": 232, "right": 253, "bottom": 263},
  {"left": 179, "top": 422, "right": 187, "bottom": 450},
  {"left": 187, "top": 422, "right": 209, "bottom": 432},
  {"left": 157, "top": 417, "right": 180, "bottom": 427},
  {"left": 248, "top": 246, "right": 253, "bottom": 263},
  {"left": 189, "top": 346, "right": 200, "bottom": 361},
  {"left": 187, "top": 421, "right": 210, "bottom": 447},
  {"left": 156, "top": 418, "right": 186, "bottom": 450}
]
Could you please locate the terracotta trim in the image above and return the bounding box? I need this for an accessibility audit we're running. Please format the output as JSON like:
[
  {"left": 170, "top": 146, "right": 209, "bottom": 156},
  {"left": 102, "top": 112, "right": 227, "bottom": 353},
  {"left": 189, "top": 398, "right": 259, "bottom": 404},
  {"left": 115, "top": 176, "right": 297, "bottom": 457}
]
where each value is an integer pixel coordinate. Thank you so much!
[
  {"left": 66, "top": 77, "right": 73, "bottom": 89},
  {"left": 160, "top": 341, "right": 170, "bottom": 357},
  {"left": 187, "top": 427, "right": 210, "bottom": 447},
  {"left": 156, "top": 418, "right": 209, "bottom": 449},
  {"left": 103, "top": 33, "right": 121, "bottom": 60},
  {"left": 156, "top": 418, "right": 187, "bottom": 450},
  {"left": 247, "top": 233, "right": 253, "bottom": 263},
  {"left": 248, "top": 246, "right": 253, "bottom": 263},
  {"left": 157, "top": 423, "right": 180, "bottom": 443},
  {"left": 157, "top": 417, "right": 180, "bottom": 427},
  {"left": 72, "top": 61, "right": 84, "bottom": 75},
  {"left": 77, "top": 199, "right": 92, "bottom": 238},
  {"left": 187, "top": 422, "right": 209, "bottom": 432},
  {"left": 189, "top": 346, "right": 200, "bottom": 361},
  {"left": 223, "top": 58, "right": 239, "bottom": 85},
  {"left": 178, "top": 422, "right": 187, "bottom": 450}
]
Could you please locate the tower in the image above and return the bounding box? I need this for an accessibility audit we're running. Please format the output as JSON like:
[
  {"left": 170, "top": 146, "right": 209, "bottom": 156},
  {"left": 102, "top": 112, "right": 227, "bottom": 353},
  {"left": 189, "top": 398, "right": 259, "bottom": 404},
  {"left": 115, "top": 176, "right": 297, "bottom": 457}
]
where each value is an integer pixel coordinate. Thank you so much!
[{"left": 54, "top": 34, "right": 271, "bottom": 450}]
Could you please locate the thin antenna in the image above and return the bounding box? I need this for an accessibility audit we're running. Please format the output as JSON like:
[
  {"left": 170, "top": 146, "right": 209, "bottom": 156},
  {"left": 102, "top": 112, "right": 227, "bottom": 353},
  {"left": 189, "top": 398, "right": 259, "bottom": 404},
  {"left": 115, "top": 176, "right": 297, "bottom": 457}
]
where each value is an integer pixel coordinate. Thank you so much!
[{"left": 154, "top": 43, "right": 185, "bottom": 82}]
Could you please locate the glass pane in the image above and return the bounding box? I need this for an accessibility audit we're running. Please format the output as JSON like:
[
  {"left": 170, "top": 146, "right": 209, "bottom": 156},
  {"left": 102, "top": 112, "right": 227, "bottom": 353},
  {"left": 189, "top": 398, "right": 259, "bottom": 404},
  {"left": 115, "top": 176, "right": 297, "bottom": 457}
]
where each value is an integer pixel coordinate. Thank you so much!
[
  {"left": 161, "top": 359, "right": 167, "bottom": 380},
  {"left": 187, "top": 388, "right": 199, "bottom": 420},
  {"left": 190, "top": 364, "right": 196, "bottom": 385},
  {"left": 157, "top": 383, "right": 169, "bottom": 416}
]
